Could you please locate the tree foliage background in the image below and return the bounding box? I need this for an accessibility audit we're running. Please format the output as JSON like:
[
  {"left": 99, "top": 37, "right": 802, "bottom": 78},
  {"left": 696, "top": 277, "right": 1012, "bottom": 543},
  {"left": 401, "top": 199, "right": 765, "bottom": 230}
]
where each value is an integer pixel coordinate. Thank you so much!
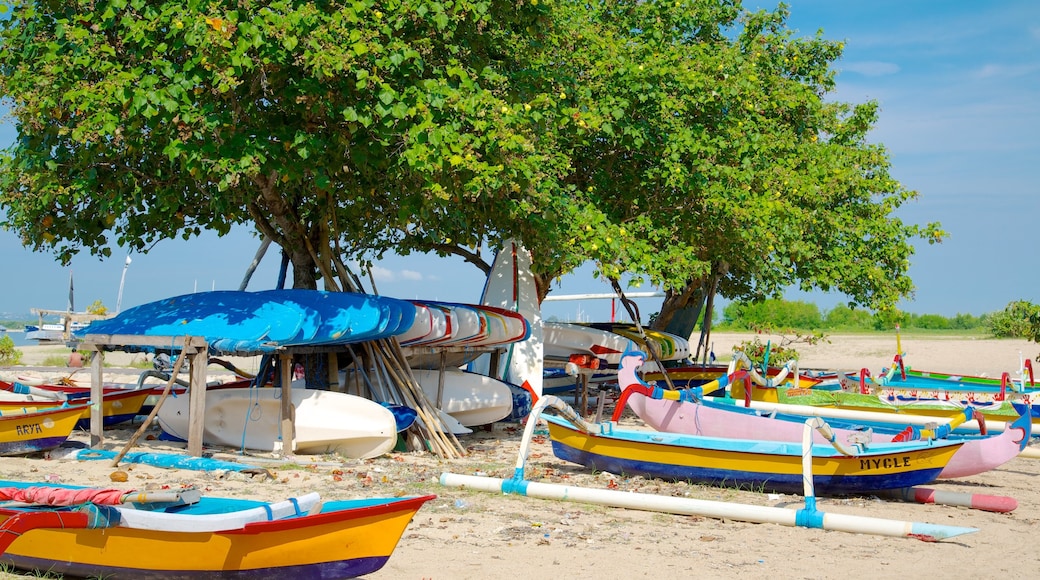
[{"left": 1, "top": 1, "right": 944, "bottom": 331}]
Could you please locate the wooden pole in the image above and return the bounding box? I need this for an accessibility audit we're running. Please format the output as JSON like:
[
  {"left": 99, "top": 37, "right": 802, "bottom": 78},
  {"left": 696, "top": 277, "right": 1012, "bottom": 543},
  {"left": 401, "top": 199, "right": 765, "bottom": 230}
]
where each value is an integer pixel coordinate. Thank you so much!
[
  {"left": 277, "top": 353, "right": 295, "bottom": 456},
  {"left": 186, "top": 338, "right": 209, "bottom": 457},
  {"left": 89, "top": 346, "right": 104, "bottom": 448}
]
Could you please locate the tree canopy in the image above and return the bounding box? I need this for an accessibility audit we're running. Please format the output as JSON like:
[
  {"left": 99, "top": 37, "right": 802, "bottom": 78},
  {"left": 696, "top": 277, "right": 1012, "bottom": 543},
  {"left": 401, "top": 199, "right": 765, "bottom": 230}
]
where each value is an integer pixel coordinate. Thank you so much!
[{"left": 1, "top": 1, "right": 942, "bottom": 324}]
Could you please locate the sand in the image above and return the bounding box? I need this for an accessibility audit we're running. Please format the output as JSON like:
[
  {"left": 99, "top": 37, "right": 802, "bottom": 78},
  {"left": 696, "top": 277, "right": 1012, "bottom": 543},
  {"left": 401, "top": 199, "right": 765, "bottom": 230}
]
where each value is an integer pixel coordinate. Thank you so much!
[{"left": 2, "top": 333, "right": 1039, "bottom": 579}]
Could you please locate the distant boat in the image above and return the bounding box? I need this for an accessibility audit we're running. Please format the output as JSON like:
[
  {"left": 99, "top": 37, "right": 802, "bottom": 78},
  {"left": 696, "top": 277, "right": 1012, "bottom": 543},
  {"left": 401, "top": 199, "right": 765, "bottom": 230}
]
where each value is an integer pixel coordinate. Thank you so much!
[{"left": 24, "top": 321, "right": 90, "bottom": 344}]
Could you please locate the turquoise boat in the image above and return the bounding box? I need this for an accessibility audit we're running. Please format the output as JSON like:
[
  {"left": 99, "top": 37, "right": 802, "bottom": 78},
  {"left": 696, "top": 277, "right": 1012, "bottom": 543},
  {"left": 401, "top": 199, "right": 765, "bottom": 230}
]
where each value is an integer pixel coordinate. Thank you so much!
[{"left": 76, "top": 290, "right": 416, "bottom": 354}]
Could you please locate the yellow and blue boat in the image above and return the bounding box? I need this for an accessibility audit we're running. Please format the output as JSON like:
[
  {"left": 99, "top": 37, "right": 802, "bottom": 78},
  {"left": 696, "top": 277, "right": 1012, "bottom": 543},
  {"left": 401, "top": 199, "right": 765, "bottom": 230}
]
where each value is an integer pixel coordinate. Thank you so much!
[
  {"left": 545, "top": 413, "right": 964, "bottom": 495},
  {"left": 0, "top": 404, "right": 89, "bottom": 456},
  {"left": 0, "top": 480, "right": 434, "bottom": 579}
]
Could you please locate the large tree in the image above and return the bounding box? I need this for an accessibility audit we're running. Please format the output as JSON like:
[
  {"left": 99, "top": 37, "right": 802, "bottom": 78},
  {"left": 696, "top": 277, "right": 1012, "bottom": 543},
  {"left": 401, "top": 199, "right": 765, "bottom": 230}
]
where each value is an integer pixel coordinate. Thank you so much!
[
  {"left": 0, "top": 0, "right": 573, "bottom": 291},
  {"left": 507, "top": 3, "right": 943, "bottom": 337},
  {"left": 2, "top": 1, "right": 940, "bottom": 332}
]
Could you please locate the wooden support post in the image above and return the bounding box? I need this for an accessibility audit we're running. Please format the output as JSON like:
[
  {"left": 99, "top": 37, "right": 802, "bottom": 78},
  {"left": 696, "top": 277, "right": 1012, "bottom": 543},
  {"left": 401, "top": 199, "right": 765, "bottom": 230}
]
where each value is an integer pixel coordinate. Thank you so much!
[
  {"left": 186, "top": 341, "right": 208, "bottom": 457},
  {"left": 327, "top": 351, "right": 339, "bottom": 389},
  {"left": 278, "top": 353, "right": 295, "bottom": 456},
  {"left": 89, "top": 346, "right": 105, "bottom": 448}
]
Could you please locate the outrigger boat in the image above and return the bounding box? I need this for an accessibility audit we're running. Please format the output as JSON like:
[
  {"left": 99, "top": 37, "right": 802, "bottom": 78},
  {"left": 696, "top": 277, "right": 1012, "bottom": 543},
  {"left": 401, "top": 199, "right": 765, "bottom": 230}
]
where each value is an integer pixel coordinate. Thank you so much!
[
  {"left": 614, "top": 349, "right": 1031, "bottom": 480},
  {"left": 544, "top": 411, "right": 962, "bottom": 495},
  {"left": 840, "top": 357, "right": 1039, "bottom": 422},
  {"left": 526, "top": 348, "right": 967, "bottom": 495},
  {"left": 0, "top": 480, "right": 434, "bottom": 579},
  {"left": 441, "top": 395, "right": 980, "bottom": 541}
]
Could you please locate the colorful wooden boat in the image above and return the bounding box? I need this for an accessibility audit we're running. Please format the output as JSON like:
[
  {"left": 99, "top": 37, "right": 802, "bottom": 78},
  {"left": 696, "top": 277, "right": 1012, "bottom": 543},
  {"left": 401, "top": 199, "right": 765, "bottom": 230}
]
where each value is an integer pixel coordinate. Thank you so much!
[
  {"left": 615, "top": 350, "right": 1031, "bottom": 479},
  {"left": 545, "top": 411, "right": 963, "bottom": 495},
  {"left": 0, "top": 382, "right": 149, "bottom": 428},
  {"left": 441, "top": 395, "right": 981, "bottom": 541},
  {"left": 772, "top": 369, "right": 1035, "bottom": 427},
  {"left": 0, "top": 404, "right": 90, "bottom": 456},
  {"left": 619, "top": 384, "right": 1030, "bottom": 480},
  {"left": 904, "top": 358, "right": 1035, "bottom": 388},
  {"left": 845, "top": 362, "right": 1040, "bottom": 421},
  {"left": 0, "top": 480, "right": 434, "bottom": 579},
  {"left": 642, "top": 364, "right": 823, "bottom": 396}
]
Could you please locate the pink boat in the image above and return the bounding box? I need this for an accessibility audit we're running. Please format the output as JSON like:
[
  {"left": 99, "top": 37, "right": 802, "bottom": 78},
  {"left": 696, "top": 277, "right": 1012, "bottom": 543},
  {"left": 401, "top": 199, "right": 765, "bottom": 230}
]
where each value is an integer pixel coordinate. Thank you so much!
[{"left": 613, "top": 351, "right": 1031, "bottom": 480}]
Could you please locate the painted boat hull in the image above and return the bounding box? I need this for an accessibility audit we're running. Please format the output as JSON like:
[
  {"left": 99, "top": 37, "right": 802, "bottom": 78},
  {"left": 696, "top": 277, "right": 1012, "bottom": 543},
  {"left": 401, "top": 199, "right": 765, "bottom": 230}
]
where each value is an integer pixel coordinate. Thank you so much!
[
  {"left": 545, "top": 415, "right": 961, "bottom": 495},
  {"left": 626, "top": 391, "right": 1029, "bottom": 479},
  {"left": 156, "top": 387, "right": 397, "bottom": 458},
  {"left": 0, "top": 480, "right": 434, "bottom": 579},
  {"left": 776, "top": 384, "right": 1033, "bottom": 426},
  {"left": 583, "top": 323, "right": 691, "bottom": 361},
  {"left": 0, "top": 405, "right": 89, "bottom": 456},
  {"left": 77, "top": 290, "right": 416, "bottom": 354},
  {"left": 0, "top": 384, "right": 149, "bottom": 428}
]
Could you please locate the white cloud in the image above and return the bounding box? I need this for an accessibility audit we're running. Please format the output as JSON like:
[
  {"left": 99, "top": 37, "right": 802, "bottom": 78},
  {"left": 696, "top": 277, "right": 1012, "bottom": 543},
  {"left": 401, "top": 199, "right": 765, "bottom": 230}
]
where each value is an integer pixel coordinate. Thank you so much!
[
  {"left": 367, "top": 265, "right": 395, "bottom": 282},
  {"left": 973, "top": 62, "right": 1040, "bottom": 80},
  {"left": 366, "top": 264, "right": 427, "bottom": 283},
  {"left": 839, "top": 60, "right": 900, "bottom": 77}
]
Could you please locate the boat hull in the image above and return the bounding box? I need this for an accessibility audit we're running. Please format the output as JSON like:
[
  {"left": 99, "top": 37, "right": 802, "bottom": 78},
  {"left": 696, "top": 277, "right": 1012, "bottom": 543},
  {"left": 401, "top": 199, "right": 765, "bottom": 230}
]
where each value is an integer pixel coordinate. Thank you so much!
[
  {"left": 410, "top": 369, "right": 513, "bottom": 426},
  {"left": 545, "top": 416, "right": 960, "bottom": 495},
  {"left": 0, "top": 487, "right": 433, "bottom": 579},
  {"left": 156, "top": 387, "right": 397, "bottom": 458},
  {"left": 0, "top": 405, "right": 89, "bottom": 456},
  {"left": 2, "top": 380, "right": 177, "bottom": 427}
]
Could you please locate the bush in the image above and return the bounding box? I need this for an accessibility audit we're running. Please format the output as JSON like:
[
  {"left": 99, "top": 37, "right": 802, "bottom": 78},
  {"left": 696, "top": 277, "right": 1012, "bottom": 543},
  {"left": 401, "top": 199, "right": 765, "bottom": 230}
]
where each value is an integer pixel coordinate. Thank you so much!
[
  {"left": 721, "top": 299, "right": 822, "bottom": 330},
  {"left": 823, "top": 304, "right": 874, "bottom": 330},
  {"left": 0, "top": 335, "right": 22, "bottom": 366},
  {"left": 988, "top": 300, "right": 1040, "bottom": 338}
]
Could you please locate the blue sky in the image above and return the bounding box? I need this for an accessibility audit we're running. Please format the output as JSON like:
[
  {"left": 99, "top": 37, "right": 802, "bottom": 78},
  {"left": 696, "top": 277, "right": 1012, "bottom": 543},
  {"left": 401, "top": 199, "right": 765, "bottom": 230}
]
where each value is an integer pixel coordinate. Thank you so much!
[{"left": 2, "top": 1, "right": 1038, "bottom": 322}]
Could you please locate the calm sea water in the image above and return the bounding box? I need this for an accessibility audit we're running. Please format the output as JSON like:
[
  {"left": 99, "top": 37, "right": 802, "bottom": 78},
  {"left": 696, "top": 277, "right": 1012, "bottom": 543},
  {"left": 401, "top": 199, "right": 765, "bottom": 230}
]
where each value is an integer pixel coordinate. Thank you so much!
[{"left": 2, "top": 329, "right": 33, "bottom": 347}]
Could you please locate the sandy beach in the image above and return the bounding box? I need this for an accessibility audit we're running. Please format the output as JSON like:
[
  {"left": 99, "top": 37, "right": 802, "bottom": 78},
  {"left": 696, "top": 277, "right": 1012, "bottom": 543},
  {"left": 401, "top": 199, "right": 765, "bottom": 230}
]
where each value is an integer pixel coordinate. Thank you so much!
[{"left": 2, "top": 333, "right": 1039, "bottom": 579}]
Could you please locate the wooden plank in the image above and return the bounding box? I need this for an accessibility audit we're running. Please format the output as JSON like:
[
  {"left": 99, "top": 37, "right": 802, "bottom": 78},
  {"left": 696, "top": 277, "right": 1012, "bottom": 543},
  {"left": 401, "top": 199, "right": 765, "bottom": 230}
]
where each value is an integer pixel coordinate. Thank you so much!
[
  {"left": 89, "top": 347, "right": 104, "bottom": 448},
  {"left": 278, "top": 354, "right": 295, "bottom": 456},
  {"left": 80, "top": 334, "right": 209, "bottom": 350},
  {"left": 187, "top": 347, "right": 208, "bottom": 457}
]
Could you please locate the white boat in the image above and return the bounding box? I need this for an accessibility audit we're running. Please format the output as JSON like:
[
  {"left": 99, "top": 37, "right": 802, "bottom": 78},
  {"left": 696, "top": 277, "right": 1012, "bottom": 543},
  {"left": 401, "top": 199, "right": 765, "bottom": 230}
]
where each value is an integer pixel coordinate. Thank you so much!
[
  {"left": 156, "top": 387, "right": 398, "bottom": 458},
  {"left": 24, "top": 321, "right": 89, "bottom": 344},
  {"left": 543, "top": 321, "right": 632, "bottom": 366},
  {"left": 410, "top": 368, "right": 513, "bottom": 427}
]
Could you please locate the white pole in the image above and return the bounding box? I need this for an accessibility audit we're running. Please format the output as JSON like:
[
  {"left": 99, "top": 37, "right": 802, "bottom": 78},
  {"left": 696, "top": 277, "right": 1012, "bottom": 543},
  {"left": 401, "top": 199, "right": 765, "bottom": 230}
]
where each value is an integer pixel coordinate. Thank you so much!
[
  {"left": 115, "top": 255, "right": 132, "bottom": 314},
  {"left": 438, "top": 473, "right": 978, "bottom": 541}
]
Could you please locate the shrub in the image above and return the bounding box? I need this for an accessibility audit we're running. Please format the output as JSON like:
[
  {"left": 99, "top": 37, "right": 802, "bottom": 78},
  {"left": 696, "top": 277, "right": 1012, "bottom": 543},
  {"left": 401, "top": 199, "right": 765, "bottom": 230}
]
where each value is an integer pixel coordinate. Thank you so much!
[
  {"left": 988, "top": 301, "right": 1040, "bottom": 338},
  {"left": 0, "top": 335, "right": 22, "bottom": 366}
]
